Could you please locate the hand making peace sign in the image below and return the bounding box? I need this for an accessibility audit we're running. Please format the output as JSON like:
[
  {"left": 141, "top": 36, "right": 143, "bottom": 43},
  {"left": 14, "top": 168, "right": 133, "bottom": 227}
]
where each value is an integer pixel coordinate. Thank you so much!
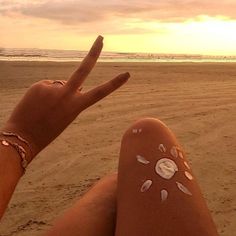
[{"left": 1, "top": 36, "right": 130, "bottom": 161}]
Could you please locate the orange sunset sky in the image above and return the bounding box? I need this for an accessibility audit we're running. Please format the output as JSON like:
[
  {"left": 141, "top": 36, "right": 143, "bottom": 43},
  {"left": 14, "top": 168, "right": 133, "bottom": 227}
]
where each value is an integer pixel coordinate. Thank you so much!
[{"left": 1, "top": 0, "right": 236, "bottom": 55}]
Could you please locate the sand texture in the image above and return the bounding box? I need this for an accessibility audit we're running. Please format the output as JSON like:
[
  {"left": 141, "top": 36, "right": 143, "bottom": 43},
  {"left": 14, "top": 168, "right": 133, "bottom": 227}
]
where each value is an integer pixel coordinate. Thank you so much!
[{"left": 0, "top": 61, "right": 235, "bottom": 236}]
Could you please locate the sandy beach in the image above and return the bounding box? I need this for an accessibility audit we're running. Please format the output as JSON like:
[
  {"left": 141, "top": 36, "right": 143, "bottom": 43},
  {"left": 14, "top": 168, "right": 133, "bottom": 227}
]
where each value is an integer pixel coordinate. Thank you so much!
[{"left": 0, "top": 61, "right": 235, "bottom": 236}]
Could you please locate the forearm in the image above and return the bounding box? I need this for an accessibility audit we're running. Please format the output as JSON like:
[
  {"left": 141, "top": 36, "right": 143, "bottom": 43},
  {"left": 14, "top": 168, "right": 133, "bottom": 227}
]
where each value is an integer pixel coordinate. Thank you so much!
[
  {"left": 0, "top": 35, "right": 129, "bottom": 222},
  {"left": 0, "top": 144, "right": 23, "bottom": 219}
]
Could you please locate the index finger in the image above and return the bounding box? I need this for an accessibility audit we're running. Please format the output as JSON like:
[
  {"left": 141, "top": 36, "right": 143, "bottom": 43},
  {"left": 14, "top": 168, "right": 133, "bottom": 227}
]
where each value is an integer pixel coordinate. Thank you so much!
[
  {"left": 66, "top": 35, "right": 104, "bottom": 92},
  {"left": 79, "top": 72, "right": 130, "bottom": 110}
]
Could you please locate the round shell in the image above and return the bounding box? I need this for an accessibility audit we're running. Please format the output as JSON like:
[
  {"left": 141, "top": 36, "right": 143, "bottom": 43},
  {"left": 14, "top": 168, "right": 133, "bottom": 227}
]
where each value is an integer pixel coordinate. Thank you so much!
[{"left": 155, "top": 158, "right": 178, "bottom": 179}]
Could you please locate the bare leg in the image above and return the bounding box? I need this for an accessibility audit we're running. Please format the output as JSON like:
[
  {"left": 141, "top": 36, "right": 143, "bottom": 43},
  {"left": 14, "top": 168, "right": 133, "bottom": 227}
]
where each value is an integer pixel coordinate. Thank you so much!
[
  {"left": 115, "top": 118, "right": 218, "bottom": 236},
  {"left": 45, "top": 174, "right": 117, "bottom": 236}
]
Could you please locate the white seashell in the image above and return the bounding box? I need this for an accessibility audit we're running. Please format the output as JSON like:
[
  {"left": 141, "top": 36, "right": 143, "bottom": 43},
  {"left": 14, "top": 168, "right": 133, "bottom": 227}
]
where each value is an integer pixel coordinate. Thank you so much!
[
  {"left": 176, "top": 182, "right": 192, "bottom": 195},
  {"left": 155, "top": 158, "right": 178, "bottom": 179},
  {"left": 179, "top": 151, "right": 184, "bottom": 159},
  {"left": 132, "top": 129, "right": 138, "bottom": 134},
  {"left": 138, "top": 129, "right": 142, "bottom": 133},
  {"left": 161, "top": 189, "right": 168, "bottom": 202},
  {"left": 158, "top": 144, "right": 166, "bottom": 153},
  {"left": 170, "top": 146, "right": 178, "bottom": 158},
  {"left": 185, "top": 171, "right": 193, "bottom": 180},
  {"left": 1, "top": 140, "right": 9, "bottom": 146},
  {"left": 140, "top": 180, "right": 152, "bottom": 192},
  {"left": 184, "top": 161, "right": 191, "bottom": 170},
  {"left": 136, "top": 155, "right": 150, "bottom": 165}
]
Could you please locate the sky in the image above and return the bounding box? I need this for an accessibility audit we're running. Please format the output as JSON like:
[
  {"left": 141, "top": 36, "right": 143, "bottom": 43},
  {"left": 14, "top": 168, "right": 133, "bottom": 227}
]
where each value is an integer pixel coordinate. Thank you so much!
[{"left": 1, "top": 0, "right": 236, "bottom": 55}]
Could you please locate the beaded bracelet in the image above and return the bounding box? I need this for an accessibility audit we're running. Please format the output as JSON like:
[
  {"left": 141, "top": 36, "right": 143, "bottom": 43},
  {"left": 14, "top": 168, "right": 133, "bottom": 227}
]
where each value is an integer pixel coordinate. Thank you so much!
[
  {"left": 0, "top": 131, "right": 32, "bottom": 157},
  {"left": 0, "top": 131, "right": 29, "bottom": 144},
  {"left": 0, "top": 139, "right": 28, "bottom": 174}
]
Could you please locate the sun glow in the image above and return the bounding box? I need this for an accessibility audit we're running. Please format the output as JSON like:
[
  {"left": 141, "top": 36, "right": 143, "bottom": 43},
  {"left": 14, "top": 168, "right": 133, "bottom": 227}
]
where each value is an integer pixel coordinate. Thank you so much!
[
  {"left": 1, "top": 12, "right": 236, "bottom": 56},
  {"left": 104, "top": 17, "right": 236, "bottom": 55}
]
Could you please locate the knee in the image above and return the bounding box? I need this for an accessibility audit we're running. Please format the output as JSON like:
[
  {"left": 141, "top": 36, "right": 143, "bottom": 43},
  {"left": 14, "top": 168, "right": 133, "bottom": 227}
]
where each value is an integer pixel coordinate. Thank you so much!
[
  {"left": 134, "top": 117, "right": 168, "bottom": 130},
  {"left": 122, "top": 118, "right": 169, "bottom": 141}
]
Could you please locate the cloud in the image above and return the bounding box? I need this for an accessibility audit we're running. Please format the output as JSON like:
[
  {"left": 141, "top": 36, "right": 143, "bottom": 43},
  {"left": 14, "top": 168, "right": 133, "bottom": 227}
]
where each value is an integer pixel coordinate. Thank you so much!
[{"left": 1, "top": 0, "right": 236, "bottom": 30}]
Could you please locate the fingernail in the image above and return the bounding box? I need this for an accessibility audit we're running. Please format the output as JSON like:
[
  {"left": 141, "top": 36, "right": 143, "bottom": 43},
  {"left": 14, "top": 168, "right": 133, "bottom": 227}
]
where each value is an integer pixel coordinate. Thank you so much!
[
  {"left": 97, "top": 35, "right": 104, "bottom": 42},
  {"left": 123, "top": 72, "right": 130, "bottom": 78},
  {"left": 119, "top": 72, "right": 130, "bottom": 83}
]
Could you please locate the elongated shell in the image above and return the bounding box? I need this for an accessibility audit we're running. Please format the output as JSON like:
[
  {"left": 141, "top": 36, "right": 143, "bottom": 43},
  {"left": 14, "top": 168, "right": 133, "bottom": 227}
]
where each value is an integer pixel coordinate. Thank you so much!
[
  {"left": 136, "top": 155, "right": 150, "bottom": 164},
  {"left": 158, "top": 144, "right": 166, "bottom": 153},
  {"left": 161, "top": 189, "right": 168, "bottom": 202},
  {"left": 185, "top": 171, "right": 193, "bottom": 180},
  {"left": 176, "top": 182, "right": 192, "bottom": 195},
  {"left": 179, "top": 151, "right": 184, "bottom": 159},
  {"left": 140, "top": 180, "right": 152, "bottom": 192},
  {"left": 132, "top": 129, "right": 138, "bottom": 134},
  {"left": 170, "top": 146, "right": 178, "bottom": 158},
  {"left": 184, "top": 161, "right": 191, "bottom": 170}
]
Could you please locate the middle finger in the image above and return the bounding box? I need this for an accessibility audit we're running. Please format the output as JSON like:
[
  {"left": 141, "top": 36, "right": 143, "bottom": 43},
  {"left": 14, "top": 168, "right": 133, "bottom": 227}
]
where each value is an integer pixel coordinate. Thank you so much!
[{"left": 66, "top": 35, "right": 104, "bottom": 92}]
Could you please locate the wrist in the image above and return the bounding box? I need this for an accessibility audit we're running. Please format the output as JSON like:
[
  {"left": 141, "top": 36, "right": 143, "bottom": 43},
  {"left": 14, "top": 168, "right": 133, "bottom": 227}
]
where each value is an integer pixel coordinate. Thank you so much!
[{"left": 0, "top": 142, "right": 24, "bottom": 177}]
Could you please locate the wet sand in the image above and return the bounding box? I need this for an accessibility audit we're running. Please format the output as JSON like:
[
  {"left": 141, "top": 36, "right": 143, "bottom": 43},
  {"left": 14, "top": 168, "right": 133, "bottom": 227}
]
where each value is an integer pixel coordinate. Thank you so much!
[{"left": 0, "top": 61, "right": 235, "bottom": 236}]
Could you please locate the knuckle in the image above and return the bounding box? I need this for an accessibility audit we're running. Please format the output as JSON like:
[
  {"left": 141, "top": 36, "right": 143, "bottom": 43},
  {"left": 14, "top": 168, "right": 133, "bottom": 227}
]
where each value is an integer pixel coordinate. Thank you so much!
[
  {"left": 77, "top": 66, "right": 89, "bottom": 77},
  {"left": 29, "top": 81, "right": 52, "bottom": 96},
  {"left": 74, "top": 96, "right": 87, "bottom": 111},
  {"left": 41, "top": 79, "right": 50, "bottom": 83},
  {"left": 88, "top": 51, "right": 97, "bottom": 59},
  {"left": 30, "top": 81, "right": 42, "bottom": 90},
  {"left": 94, "top": 89, "right": 106, "bottom": 99},
  {"left": 111, "top": 78, "right": 119, "bottom": 87}
]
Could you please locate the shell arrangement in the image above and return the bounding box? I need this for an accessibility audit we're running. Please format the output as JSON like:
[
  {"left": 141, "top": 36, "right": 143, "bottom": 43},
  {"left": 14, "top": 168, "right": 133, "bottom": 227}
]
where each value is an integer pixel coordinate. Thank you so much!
[{"left": 133, "top": 128, "right": 193, "bottom": 202}]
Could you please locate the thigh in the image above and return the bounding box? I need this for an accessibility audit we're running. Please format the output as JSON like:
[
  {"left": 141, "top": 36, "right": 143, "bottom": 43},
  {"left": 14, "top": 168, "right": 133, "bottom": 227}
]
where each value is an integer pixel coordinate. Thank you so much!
[{"left": 115, "top": 118, "right": 218, "bottom": 236}]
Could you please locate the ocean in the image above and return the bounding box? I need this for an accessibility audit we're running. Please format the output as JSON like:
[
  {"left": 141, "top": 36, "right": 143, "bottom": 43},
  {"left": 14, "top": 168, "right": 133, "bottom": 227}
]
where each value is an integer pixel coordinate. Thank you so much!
[{"left": 1, "top": 48, "right": 236, "bottom": 63}]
